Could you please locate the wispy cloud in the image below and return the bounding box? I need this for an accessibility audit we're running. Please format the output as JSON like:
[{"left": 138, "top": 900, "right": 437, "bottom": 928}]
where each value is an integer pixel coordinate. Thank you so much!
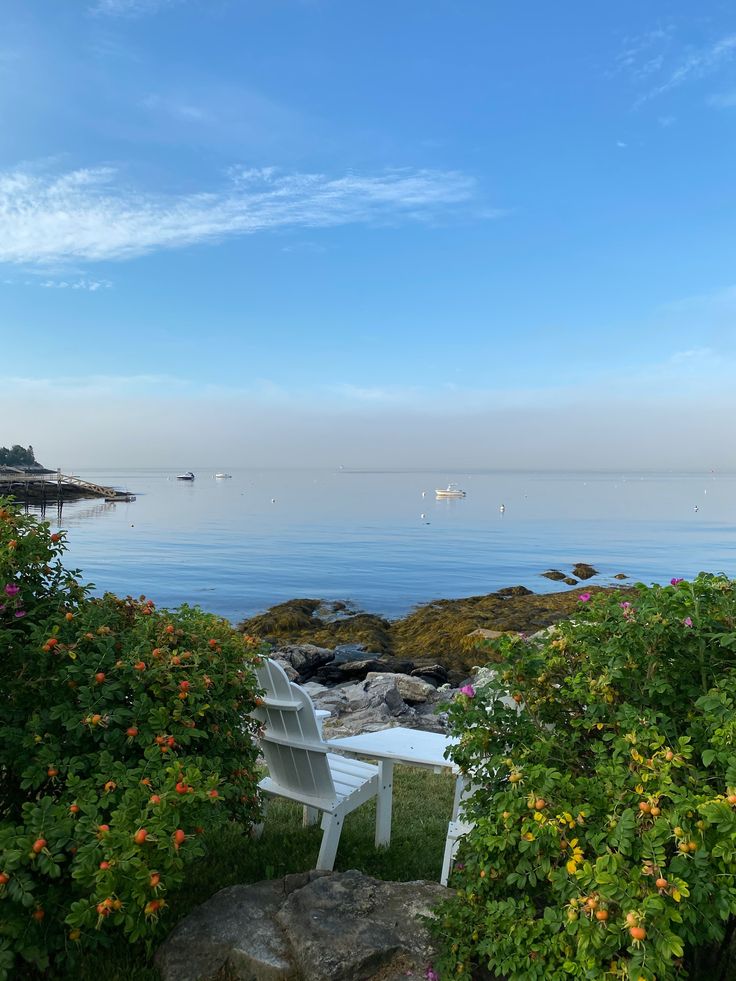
[
  {"left": 39, "top": 278, "right": 113, "bottom": 291},
  {"left": 90, "top": 0, "right": 180, "bottom": 16},
  {"left": 613, "top": 27, "right": 675, "bottom": 82},
  {"left": 0, "top": 164, "right": 479, "bottom": 266},
  {"left": 634, "top": 32, "right": 736, "bottom": 105}
]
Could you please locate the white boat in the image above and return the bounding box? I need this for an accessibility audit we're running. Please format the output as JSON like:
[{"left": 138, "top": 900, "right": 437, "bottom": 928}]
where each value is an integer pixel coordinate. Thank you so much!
[
  {"left": 214, "top": 473, "right": 232, "bottom": 479},
  {"left": 435, "top": 482, "right": 466, "bottom": 498},
  {"left": 176, "top": 472, "right": 195, "bottom": 481}
]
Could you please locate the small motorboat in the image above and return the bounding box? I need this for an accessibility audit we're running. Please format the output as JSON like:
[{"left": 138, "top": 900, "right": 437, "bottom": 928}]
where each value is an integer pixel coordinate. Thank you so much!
[
  {"left": 435, "top": 482, "right": 466, "bottom": 499},
  {"left": 176, "top": 472, "right": 195, "bottom": 481},
  {"left": 214, "top": 473, "right": 232, "bottom": 479}
]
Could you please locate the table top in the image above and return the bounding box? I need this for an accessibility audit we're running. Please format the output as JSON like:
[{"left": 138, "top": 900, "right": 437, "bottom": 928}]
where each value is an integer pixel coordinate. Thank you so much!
[{"left": 327, "top": 727, "right": 459, "bottom": 771}]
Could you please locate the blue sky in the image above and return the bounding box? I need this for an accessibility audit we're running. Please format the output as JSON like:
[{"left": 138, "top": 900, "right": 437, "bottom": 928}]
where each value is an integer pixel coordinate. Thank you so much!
[{"left": 2, "top": 1, "right": 736, "bottom": 468}]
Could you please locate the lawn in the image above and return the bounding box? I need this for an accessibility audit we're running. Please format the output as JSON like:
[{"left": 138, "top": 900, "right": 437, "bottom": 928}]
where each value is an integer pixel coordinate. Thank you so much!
[{"left": 71, "top": 767, "right": 456, "bottom": 981}]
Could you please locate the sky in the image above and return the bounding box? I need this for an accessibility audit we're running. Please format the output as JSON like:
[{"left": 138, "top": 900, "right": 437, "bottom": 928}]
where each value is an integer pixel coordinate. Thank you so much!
[{"left": 1, "top": 0, "right": 736, "bottom": 470}]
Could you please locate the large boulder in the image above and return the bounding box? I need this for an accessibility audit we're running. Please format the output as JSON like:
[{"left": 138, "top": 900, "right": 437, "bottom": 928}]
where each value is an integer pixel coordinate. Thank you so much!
[
  {"left": 365, "top": 671, "right": 436, "bottom": 705},
  {"left": 270, "top": 644, "right": 335, "bottom": 680},
  {"left": 156, "top": 870, "right": 448, "bottom": 981}
]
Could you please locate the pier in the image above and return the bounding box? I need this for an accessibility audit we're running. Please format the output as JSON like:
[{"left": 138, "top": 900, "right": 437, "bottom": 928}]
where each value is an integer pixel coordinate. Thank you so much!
[{"left": 0, "top": 468, "right": 136, "bottom": 506}]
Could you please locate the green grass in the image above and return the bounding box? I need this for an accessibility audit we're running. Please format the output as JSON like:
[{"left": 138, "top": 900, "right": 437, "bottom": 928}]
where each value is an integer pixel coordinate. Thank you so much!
[{"left": 69, "top": 767, "right": 456, "bottom": 981}]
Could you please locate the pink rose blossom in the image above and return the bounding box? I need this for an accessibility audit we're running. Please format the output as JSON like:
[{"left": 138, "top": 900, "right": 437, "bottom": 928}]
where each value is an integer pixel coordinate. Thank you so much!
[
  {"left": 578, "top": 592, "right": 591, "bottom": 603},
  {"left": 683, "top": 617, "right": 693, "bottom": 627},
  {"left": 425, "top": 969, "right": 440, "bottom": 981},
  {"left": 14, "top": 610, "right": 26, "bottom": 618},
  {"left": 4, "top": 583, "right": 20, "bottom": 596},
  {"left": 670, "top": 578, "right": 683, "bottom": 586},
  {"left": 459, "top": 684, "right": 475, "bottom": 698}
]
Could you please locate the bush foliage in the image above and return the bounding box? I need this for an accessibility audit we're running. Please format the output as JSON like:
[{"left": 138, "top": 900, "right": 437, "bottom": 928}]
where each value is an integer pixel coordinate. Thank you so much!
[
  {"left": 439, "top": 576, "right": 736, "bottom": 981},
  {"left": 0, "top": 499, "right": 262, "bottom": 978}
]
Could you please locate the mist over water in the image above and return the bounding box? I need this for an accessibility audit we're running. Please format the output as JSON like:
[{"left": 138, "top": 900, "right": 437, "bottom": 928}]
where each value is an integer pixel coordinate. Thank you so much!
[{"left": 34, "top": 468, "right": 736, "bottom": 623}]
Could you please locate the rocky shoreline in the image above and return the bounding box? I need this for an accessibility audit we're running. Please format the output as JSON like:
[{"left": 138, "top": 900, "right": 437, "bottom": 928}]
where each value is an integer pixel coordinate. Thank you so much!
[
  {"left": 243, "top": 565, "right": 635, "bottom": 737},
  {"left": 240, "top": 563, "right": 633, "bottom": 675}
]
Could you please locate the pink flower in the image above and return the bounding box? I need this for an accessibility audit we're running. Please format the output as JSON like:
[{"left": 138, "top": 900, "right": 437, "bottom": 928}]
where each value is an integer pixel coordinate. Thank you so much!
[
  {"left": 683, "top": 617, "right": 693, "bottom": 627},
  {"left": 14, "top": 610, "right": 26, "bottom": 619},
  {"left": 425, "top": 969, "right": 440, "bottom": 981},
  {"left": 4, "top": 583, "right": 20, "bottom": 596},
  {"left": 620, "top": 601, "right": 631, "bottom": 609},
  {"left": 670, "top": 578, "right": 683, "bottom": 586},
  {"left": 578, "top": 592, "right": 591, "bottom": 603},
  {"left": 459, "top": 684, "right": 475, "bottom": 698}
]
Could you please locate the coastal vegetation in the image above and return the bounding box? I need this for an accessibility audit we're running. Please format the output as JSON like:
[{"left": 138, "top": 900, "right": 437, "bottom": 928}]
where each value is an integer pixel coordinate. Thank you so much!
[
  {"left": 0, "top": 499, "right": 262, "bottom": 978},
  {"left": 437, "top": 576, "right": 736, "bottom": 980},
  {"left": 4, "top": 497, "right": 735, "bottom": 979},
  {"left": 0, "top": 444, "right": 38, "bottom": 468}
]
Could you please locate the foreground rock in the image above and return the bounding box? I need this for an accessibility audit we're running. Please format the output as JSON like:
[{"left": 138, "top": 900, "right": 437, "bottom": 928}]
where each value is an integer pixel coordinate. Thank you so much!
[
  {"left": 304, "top": 672, "right": 449, "bottom": 737},
  {"left": 156, "top": 870, "right": 447, "bottom": 981}
]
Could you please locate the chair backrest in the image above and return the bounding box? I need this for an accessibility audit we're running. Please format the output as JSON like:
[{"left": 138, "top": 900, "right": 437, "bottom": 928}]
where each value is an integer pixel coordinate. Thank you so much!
[{"left": 253, "top": 659, "right": 336, "bottom": 804}]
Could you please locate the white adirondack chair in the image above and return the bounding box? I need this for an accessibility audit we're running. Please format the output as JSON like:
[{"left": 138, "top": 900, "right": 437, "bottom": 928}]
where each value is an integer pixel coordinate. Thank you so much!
[{"left": 252, "top": 658, "right": 386, "bottom": 871}]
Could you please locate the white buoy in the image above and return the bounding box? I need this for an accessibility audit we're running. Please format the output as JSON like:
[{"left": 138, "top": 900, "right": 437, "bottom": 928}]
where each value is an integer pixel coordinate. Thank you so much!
[
  {"left": 694, "top": 505, "right": 699, "bottom": 512},
  {"left": 271, "top": 498, "right": 276, "bottom": 504},
  {"left": 421, "top": 491, "right": 426, "bottom": 497},
  {"left": 499, "top": 504, "right": 505, "bottom": 512},
  {"left": 420, "top": 513, "right": 426, "bottom": 519}
]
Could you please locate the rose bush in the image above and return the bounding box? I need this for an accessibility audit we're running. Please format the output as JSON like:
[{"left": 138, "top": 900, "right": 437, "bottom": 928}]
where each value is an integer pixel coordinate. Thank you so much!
[
  {"left": 0, "top": 499, "right": 262, "bottom": 978},
  {"left": 436, "top": 575, "right": 736, "bottom": 980}
]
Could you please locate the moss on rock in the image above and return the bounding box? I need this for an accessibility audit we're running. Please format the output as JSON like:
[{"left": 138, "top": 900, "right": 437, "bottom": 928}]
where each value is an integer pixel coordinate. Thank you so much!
[{"left": 240, "top": 586, "right": 621, "bottom": 674}]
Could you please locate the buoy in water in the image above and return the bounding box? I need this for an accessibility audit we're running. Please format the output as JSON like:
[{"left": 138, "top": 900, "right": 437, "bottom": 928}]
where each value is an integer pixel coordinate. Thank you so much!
[{"left": 499, "top": 504, "right": 506, "bottom": 512}]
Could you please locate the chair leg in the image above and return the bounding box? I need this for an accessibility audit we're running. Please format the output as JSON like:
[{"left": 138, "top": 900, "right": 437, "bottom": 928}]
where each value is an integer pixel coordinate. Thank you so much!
[
  {"left": 251, "top": 797, "right": 270, "bottom": 839},
  {"left": 303, "top": 805, "right": 319, "bottom": 827},
  {"left": 375, "top": 760, "right": 394, "bottom": 847},
  {"left": 317, "top": 810, "right": 344, "bottom": 871}
]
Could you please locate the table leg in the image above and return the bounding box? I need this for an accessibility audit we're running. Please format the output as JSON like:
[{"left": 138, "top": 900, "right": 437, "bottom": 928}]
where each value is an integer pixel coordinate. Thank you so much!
[
  {"left": 375, "top": 760, "right": 394, "bottom": 847},
  {"left": 451, "top": 774, "right": 468, "bottom": 821}
]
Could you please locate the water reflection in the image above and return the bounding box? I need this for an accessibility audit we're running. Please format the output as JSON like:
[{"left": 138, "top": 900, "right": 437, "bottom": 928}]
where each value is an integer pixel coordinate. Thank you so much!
[{"left": 22, "top": 468, "right": 736, "bottom": 622}]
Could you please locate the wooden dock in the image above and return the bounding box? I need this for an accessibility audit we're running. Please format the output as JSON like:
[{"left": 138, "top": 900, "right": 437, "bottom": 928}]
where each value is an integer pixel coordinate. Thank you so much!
[{"left": 0, "top": 468, "right": 136, "bottom": 503}]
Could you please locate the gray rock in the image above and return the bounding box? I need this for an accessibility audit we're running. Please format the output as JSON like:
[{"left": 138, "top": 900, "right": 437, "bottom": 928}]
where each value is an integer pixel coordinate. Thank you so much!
[
  {"left": 271, "top": 644, "right": 335, "bottom": 679},
  {"left": 156, "top": 873, "right": 318, "bottom": 981},
  {"left": 410, "top": 663, "right": 448, "bottom": 686},
  {"left": 316, "top": 658, "right": 389, "bottom": 685},
  {"left": 613, "top": 572, "right": 628, "bottom": 580},
  {"left": 156, "top": 870, "right": 447, "bottom": 981},
  {"left": 541, "top": 569, "right": 567, "bottom": 582},
  {"left": 572, "top": 563, "right": 598, "bottom": 580},
  {"left": 562, "top": 577, "right": 578, "bottom": 586},
  {"left": 365, "top": 672, "right": 436, "bottom": 705},
  {"left": 276, "top": 870, "right": 446, "bottom": 981}
]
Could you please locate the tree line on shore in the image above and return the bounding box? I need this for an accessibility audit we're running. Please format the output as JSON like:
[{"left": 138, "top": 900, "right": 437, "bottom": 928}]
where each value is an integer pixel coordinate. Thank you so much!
[{"left": 0, "top": 444, "right": 38, "bottom": 468}]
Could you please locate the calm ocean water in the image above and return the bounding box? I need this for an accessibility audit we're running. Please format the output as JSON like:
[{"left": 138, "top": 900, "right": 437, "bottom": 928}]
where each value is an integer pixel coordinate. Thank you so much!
[{"left": 27, "top": 468, "right": 736, "bottom": 623}]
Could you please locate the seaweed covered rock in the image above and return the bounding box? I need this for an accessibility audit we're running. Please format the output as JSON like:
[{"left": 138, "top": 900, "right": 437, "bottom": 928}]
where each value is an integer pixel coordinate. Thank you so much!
[
  {"left": 572, "top": 562, "right": 598, "bottom": 579},
  {"left": 241, "top": 588, "right": 613, "bottom": 675}
]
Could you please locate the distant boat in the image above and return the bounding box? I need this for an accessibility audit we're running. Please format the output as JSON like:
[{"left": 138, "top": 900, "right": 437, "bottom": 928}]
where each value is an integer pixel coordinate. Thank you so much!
[
  {"left": 176, "top": 472, "right": 195, "bottom": 481},
  {"left": 214, "top": 473, "right": 232, "bottom": 479},
  {"left": 435, "top": 483, "right": 466, "bottom": 499}
]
